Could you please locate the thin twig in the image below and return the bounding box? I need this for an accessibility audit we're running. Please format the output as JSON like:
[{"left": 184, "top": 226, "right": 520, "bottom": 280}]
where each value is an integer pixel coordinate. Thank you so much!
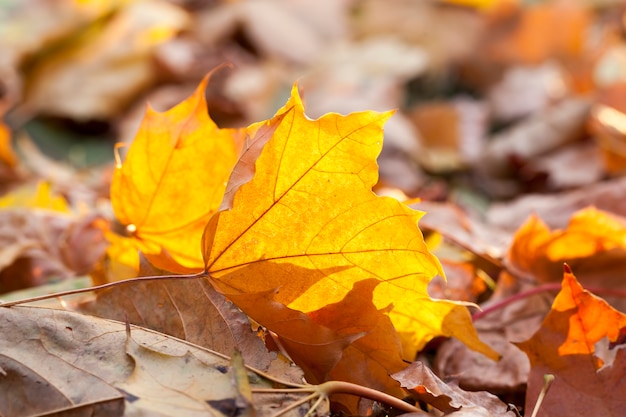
[{"left": 473, "top": 282, "right": 626, "bottom": 321}]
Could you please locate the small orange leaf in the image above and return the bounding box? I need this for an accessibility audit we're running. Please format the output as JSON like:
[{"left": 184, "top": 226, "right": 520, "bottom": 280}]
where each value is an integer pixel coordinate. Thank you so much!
[
  {"left": 203, "top": 84, "right": 498, "bottom": 361},
  {"left": 111, "top": 73, "right": 243, "bottom": 273},
  {"left": 507, "top": 207, "right": 626, "bottom": 283},
  {"left": 517, "top": 268, "right": 626, "bottom": 416}
]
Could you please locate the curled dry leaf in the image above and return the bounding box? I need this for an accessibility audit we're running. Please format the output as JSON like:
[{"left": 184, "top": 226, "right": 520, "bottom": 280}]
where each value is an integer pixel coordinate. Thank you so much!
[
  {"left": 202, "top": 83, "right": 498, "bottom": 363},
  {"left": 434, "top": 332, "right": 530, "bottom": 395},
  {"left": 392, "top": 361, "right": 516, "bottom": 416},
  {"left": 517, "top": 268, "right": 626, "bottom": 416},
  {"left": 111, "top": 73, "right": 244, "bottom": 273}
]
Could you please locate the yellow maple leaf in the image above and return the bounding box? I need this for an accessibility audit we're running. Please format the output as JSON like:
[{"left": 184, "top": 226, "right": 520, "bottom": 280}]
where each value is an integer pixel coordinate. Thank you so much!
[
  {"left": 203, "top": 84, "right": 498, "bottom": 360},
  {"left": 111, "top": 73, "right": 242, "bottom": 273}
]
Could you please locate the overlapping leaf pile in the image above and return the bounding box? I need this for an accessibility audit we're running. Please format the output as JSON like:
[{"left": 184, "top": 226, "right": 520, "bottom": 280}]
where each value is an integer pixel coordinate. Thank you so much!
[
  {"left": 106, "top": 74, "right": 498, "bottom": 404},
  {"left": 3, "top": 1, "right": 626, "bottom": 416}
]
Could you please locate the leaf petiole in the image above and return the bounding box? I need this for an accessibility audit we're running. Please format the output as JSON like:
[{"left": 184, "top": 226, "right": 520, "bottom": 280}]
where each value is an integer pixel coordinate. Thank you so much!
[
  {"left": 252, "top": 380, "right": 427, "bottom": 416},
  {"left": 0, "top": 272, "right": 208, "bottom": 308}
]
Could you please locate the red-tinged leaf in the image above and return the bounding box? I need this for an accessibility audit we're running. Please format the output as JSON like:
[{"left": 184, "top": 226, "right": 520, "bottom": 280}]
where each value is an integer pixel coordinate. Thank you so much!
[{"left": 517, "top": 268, "right": 626, "bottom": 416}]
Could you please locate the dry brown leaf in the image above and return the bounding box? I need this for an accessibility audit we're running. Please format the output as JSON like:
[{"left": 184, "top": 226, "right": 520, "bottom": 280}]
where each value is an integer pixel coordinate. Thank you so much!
[
  {"left": 434, "top": 332, "right": 529, "bottom": 395},
  {"left": 428, "top": 260, "right": 487, "bottom": 304},
  {"left": 77, "top": 275, "right": 282, "bottom": 372},
  {"left": 352, "top": 0, "right": 485, "bottom": 70},
  {"left": 487, "top": 176, "right": 626, "bottom": 233},
  {"left": 0, "top": 308, "right": 125, "bottom": 417},
  {"left": 589, "top": 82, "right": 626, "bottom": 175},
  {"left": 19, "top": 1, "right": 189, "bottom": 120},
  {"left": 411, "top": 201, "right": 509, "bottom": 262},
  {"left": 519, "top": 141, "right": 604, "bottom": 191},
  {"left": 481, "top": 97, "right": 591, "bottom": 178},
  {"left": 0, "top": 209, "right": 107, "bottom": 294},
  {"left": 487, "top": 63, "right": 569, "bottom": 123},
  {"left": 0, "top": 305, "right": 306, "bottom": 417},
  {"left": 408, "top": 98, "right": 489, "bottom": 172},
  {"left": 392, "top": 361, "right": 516, "bottom": 416}
]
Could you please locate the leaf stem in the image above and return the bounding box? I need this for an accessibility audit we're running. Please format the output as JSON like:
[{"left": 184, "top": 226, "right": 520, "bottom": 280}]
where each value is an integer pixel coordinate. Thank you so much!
[
  {"left": 318, "top": 381, "right": 423, "bottom": 414},
  {"left": 254, "top": 381, "right": 426, "bottom": 415},
  {"left": 472, "top": 283, "right": 561, "bottom": 321},
  {"left": 530, "top": 374, "right": 555, "bottom": 417},
  {"left": 0, "top": 272, "right": 207, "bottom": 308},
  {"left": 473, "top": 282, "right": 626, "bottom": 321}
]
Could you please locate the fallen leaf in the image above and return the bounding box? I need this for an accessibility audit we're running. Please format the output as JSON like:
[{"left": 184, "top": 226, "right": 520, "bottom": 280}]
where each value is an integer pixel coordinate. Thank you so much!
[
  {"left": 487, "top": 176, "right": 626, "bottom": 233},
  {"left": 506, "top": 207, "right": 626, "bottom": 310},
  {"left": 480, "top": 97, "right": 591, "bottom": 179},
  {"left": 519, "top": 141, "right": 604, "bottom": 191},
  {"left": 0, "top": 308, "right": 125, "bottom": 417},
  {"left": 119, "top": 330, "right": 254, "bottom": 417},
  {"left": 411, "top": 200, "right": 508, "bottom": 264},
  {"left": 392, "top": 361, "right": 516, "bottom": 416},
  {"left": 428, "top": 260, "right": 488, "bottom": 304},
  {"left": 202, "top": 84, "right": 498, "bottom": 363},
  {"left": 0, "top": 185, "right": 107, "bottom": 293},
  {"left": 435, "top": 333, "right": 530, "bottom": 399},
  {"left": 0, "top": 181, "right": 69, "bottom": 212},
  {"left": 111, "top": 73, "right": 243, "bottom": 273},
  {"left": 20, "top": 0, "right": 189, "bottom": 120},
  {"left": 517, "top": 268, "right": 626, "bottom": 416},
  {"left": 77, "top": 275, "right": 280, "bottom": 372},
  {"left": 352, "top": 0, "right": 485, "bottom": 70},
  {"left": 0, "top": 305, "right": 305, "bottom": 417}
]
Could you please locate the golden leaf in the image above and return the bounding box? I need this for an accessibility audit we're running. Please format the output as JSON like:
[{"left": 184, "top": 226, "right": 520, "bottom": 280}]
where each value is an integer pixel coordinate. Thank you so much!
[
  {"left": 203, "top": 84, "right": 498, "bottom": 360},
  {"left": 111, "top": 73, "right": 242, "bottom": 273}
]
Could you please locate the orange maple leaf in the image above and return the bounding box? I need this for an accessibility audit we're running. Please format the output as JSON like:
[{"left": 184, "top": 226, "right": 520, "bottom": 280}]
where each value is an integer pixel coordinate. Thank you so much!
[
  {"left": 111, "top": 73, "right": 243, "bottom": 273},
  {"left": 517, "top": 267, "right": 626, "bottom": 416},
  {"left": 203, "top": 84, "right": 498, "bottom": 361}
]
